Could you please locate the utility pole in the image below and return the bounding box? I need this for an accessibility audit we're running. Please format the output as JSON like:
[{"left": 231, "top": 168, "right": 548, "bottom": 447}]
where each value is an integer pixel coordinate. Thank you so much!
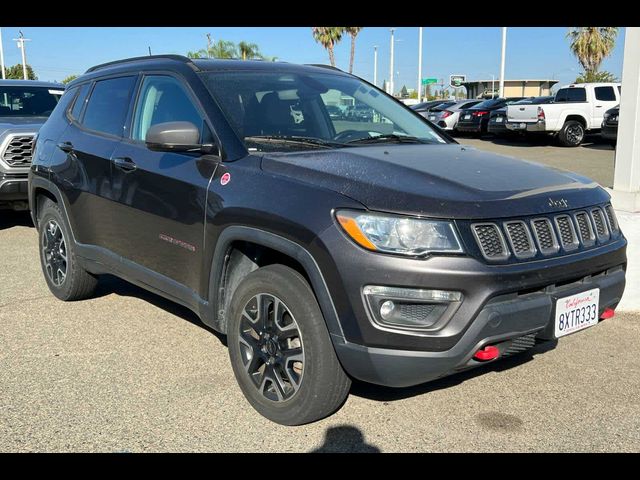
[
  {"left": 417, "top": 27, "right": 423, "bottom": 101},
  {"left": 13, "top": 31, "right": 31, "bottom": 80},
  {"left": 373, "top": 46, "right": 378, "bottom": 87},
  {"left": 389, "top": 28, "right": 395, "bottom": 95},
  {"left": 499, "top": 27, "right": 507, "bottom": 98},
  {"left": 0, "top": 28, "right": 6, "bottom": 79},
  {"left": 206, "top": 33, "right": 212, "bottom": 58}
]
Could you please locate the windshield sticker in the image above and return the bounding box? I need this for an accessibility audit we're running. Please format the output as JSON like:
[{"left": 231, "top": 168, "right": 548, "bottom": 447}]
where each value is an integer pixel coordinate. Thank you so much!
[{"left": 48, "top": 90, "right": 65, "bottom": 95}]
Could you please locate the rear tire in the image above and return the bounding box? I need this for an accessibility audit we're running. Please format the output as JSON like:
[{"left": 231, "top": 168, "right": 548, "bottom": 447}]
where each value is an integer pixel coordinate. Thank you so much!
[
  {"left": 37, "top": 198, "right": 98, "bottom": 301},
  {"left": 227, "top": 264, "right": 351, "bottom": 425},
  {"left": 558, "top": 120, "right": 584, "bottom": 147}
]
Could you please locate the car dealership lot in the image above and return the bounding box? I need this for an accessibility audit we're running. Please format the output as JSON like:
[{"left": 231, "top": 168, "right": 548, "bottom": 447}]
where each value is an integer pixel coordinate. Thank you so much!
[{"left": 0, "top": 139, "right": 636, "bottom": 452}]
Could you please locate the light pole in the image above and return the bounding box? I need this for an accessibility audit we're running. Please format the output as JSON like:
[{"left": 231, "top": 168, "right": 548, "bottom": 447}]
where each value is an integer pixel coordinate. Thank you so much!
[
  {"left": 389, "top": 28, "right": 395, "bottom": 95},
  {"left": 417, "top": 27, "right": 423, "bottom": 101},
  {"left": 0, "top": 28, "right": 5, "bottom": 79},
  {"left": 499, "top": 27, "right": 507, "bottom": 98},
  {"left": 13, "top": 31, "right": 31, "bottom": 80},
  {"left": 373, "top": 46, "right": 378, "bottom": 87}
]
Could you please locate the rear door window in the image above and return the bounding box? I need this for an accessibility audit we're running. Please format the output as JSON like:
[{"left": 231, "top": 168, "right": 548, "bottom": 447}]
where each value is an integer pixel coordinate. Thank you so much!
[
  {"left": 555, "top": 88, "right": 587, "bottom": 103},
  {"left": 594, "top": 86, "right": 616, "bottom": 101},
  {"left": 82, "top": 76, "right": 137, "bottom": 137}
]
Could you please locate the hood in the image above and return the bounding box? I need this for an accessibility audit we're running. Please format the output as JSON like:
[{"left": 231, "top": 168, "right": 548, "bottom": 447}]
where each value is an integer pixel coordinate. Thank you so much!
[
  {"left": 260, "top": 144, "right": 609, "bottom": 219},
  {"left": 1, "top": 117, "right": 45, "bottom": 138}
]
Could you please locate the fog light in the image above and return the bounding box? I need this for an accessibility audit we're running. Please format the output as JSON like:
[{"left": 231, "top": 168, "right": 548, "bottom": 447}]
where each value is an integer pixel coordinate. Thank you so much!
[
  {"left": 362, "top": 285, "right": 463, "bottom": 331},
  {"left": 380, "top": 300, "right": 395, "bottom": 320}
]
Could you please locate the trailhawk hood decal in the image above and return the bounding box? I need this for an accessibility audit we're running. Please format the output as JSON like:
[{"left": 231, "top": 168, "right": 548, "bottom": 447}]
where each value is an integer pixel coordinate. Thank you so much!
[{"left": 260, "top": 144, "right": 609, "bottom": 219}]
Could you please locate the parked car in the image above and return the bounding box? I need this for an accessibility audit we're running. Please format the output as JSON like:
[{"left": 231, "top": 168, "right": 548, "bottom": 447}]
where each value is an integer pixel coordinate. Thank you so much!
[
  {"left": 601, "top": 105, "right": 619, "bottom": 145},
  {"left": 1, "top": 80, "right": 64, "bottom": 211},
  {"left": 30, "top": 55, "right": 626, "bottom": 425},
  {"left": 347, "top": 103, "right": 374, "bottom": 122},
  {"left": 488, "top": 96, "right": 554, "bottom": 136},
  {"left": 411, "top": 100, "right": 456, "bottom": 119},
  {"left": 456, "top": 97, "right": 525, "bottom": 135},
  {"left": 425, "top": 99, "right": 483, "bottom": 132},
  {"left": 326, "top": 105, "right": 344, "bottom": 120},
  {"left": 505, "top": 83, "right": 621, "bottom": 146}
]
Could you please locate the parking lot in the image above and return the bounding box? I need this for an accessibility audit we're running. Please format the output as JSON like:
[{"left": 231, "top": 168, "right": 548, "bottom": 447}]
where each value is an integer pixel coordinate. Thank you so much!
[{"left": 1, "top": 138, "right": 638, "bottom": 453}]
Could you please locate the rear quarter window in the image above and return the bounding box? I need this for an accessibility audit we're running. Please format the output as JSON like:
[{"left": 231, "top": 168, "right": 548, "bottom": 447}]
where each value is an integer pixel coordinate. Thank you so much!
[
  {"left": 68, "top": 83, "right": 91, "bottom": 122},
  {"left": 555, "top": 88, "right": 587, "bottom": 103},
  {"left": 595, "top": 86, "right": 617, "bottom": 101}
]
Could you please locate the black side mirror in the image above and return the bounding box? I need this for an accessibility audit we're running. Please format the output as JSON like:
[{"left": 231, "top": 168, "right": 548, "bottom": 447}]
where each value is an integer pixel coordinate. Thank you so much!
[{"left": 145, "top": 121, "right": 217, "bottom": 154}]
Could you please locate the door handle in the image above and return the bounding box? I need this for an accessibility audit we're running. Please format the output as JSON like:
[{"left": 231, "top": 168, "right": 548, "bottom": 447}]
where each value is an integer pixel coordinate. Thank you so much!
[
  {"left": 595, "top": 105, "right": 603, "bottom": 108},
  {"left": 57, "top": 141, "right": 73, "bottom": 153},
  {"left": 113, "top": 157, "right": 137, "bottom": 172}
]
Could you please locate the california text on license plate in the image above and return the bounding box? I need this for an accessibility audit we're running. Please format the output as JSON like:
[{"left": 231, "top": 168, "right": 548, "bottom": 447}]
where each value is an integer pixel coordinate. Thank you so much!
[{"left": 554, "top": 288, "right": 600, "bottom": 338}]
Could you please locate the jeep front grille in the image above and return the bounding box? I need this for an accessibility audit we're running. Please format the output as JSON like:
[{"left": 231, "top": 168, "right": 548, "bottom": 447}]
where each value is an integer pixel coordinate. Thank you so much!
[
  {"left": 471, "top": 223, "right": 509, "bottom": 261},
  {"left": 468, "top": 204, "right": 620, "bottom": 263},
  {"left": 504, "top": 221, "right": 535, "bottom": 259},
  {"left": 1, "top": 134, "right": 35, "bottom": 167}
]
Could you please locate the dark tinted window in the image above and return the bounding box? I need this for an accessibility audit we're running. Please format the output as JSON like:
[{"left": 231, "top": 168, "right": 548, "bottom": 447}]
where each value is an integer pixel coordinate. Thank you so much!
[
  {"left": 82, "top": 76, "right": 136, "bottom": 137},
  {"left": 555, "top": 88, "right": 587, "bottom": 103},
  {"left": 69, "top": 83, "right": 91, "bottom": 121},
  {"left": 473, "top": 98, "right": 504, "bottom": 109},
  {"left": 132, "top": 75, "right": 203, "bottom": 141},
  {"left": 459, "top": 100, "right": 481, "bottom": 109},
  {"left": 595, "top": 86, "right": 616, "bottom": 101}
]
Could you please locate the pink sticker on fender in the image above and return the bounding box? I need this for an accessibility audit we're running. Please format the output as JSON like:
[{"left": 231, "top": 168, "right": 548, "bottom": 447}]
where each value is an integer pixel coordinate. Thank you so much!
[{"left": 220, "top": 172, "right": 231, "bottom": 185}]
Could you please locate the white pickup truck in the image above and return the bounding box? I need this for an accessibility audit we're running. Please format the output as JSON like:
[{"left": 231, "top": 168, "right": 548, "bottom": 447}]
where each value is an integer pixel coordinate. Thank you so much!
[{"left": 505, "top": 82, "right": 621, "bottom": 146}]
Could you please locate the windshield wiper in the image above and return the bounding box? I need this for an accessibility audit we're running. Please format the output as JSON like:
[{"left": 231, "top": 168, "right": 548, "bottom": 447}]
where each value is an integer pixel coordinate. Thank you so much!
[
  {"left": 244, "top": 135, "right": 345, "bottom": 149},
  {"left": 344, "top": 134, "right": 426, "bottom": 145}
]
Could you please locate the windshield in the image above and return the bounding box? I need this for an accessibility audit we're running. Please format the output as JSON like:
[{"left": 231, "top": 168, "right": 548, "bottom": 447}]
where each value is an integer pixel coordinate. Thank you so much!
[
  {"left": 0, "top": 85, "right": 64, "bottom": 118},
  {"left": 200, "top": 70, "right": 448, "bottom": 152}
]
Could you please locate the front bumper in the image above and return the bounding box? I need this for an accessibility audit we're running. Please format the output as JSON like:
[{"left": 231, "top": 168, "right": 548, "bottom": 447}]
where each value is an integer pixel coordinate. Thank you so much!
[
  {"left": 505, "top": 119, "right": 547, "bottom": 133},
  {"left": 333, "top": 265, "right": 624, "bottom": 387},
  {"left": 0, "top": 173, "right": 28, "bottom": 203},
  {"left": 601, "top": 124, "right": 618, "bottom": 141}
]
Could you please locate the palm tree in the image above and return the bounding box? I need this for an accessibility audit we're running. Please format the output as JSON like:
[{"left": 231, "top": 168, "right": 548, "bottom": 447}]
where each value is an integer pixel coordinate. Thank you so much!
[
  {"left": 567, "top": 27, "right": 619, "bottom": 75},
  {"left": 312, "top": 27, "right": 344, "bottom": 67},
  {"left": 344, "top": 27, "right": 362, "bottom": 74},
  {"left": 187, "top": 40, "right": 238, "bottom": 59},
  {"left": 238, "top": 41, "right": 262, "bottom": 60}
]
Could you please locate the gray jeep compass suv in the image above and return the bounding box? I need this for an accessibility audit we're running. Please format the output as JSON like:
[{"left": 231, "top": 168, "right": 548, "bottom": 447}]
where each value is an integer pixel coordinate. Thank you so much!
[{"left": 29, "top": 56, "right": 626, "bottom": 425}]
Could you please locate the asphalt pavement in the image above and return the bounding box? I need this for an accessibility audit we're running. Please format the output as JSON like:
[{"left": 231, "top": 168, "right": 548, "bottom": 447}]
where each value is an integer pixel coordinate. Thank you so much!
[{"left": 1, "top": 138, "right": 638, "bottom": 452}]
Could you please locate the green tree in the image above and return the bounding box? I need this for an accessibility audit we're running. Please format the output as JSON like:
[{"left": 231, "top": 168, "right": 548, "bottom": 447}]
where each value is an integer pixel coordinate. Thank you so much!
[
  {"left": 5, "top": 64, "right": 37, "bottom": 80},
  {"left": 238, "top": 41, "right": 262, "bottom": 60},
  {"left": 400, "top": 85, "right": 408, "bottom": 98},
  {"left": 344, "top": 27, "right": 362, "bottom": 74},
  {"left": 575, "top": 70, "right": 619, "bottom": 83},
  {"left": 61, "top": 74, "right": 78, "bottom": 84},
  {"left": 567, "top": 27, "right": 619, "bottom": 76},
  {"left": 312, "top": 27, "right": 344, "bottom": 67}
]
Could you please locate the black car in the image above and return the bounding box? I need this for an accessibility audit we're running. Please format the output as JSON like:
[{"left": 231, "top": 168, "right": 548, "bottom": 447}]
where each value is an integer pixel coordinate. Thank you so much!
[
  {"left": 30, "top": 56, "right": 626, "bottom": 425},
  {"left": 456, "top": 97, "right": 525, "bottom": 135},
  {"left": 326, "top": 105, "right": 344, "bottom": 120},
  {"left": 411, "top": 100, "right": 456, "bottom": 119},
  {"left": 601, "top": 105, "right": 619, "bottom": 145},
  {"left": 488, "top": 96, "right": 554, "bottom": 136},
  {"left": 1, "top": 80, "right": 65, "bottom": 211}
]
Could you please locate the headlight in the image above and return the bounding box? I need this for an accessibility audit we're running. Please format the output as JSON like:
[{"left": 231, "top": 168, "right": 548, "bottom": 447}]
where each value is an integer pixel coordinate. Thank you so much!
[{"left": 336, "top": 210, "right": 464, "bottom": 256}]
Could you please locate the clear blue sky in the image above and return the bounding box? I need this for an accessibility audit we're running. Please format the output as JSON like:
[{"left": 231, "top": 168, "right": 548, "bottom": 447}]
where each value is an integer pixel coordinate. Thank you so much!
[{"left": 0, "top": 27, "right": 626, "bottom": 93}]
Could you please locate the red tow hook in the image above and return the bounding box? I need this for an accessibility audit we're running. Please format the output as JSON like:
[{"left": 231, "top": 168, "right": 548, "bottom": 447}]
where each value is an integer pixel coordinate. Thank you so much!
[
  {"left": 600, "top": 308, "right": 615, "bottom": 320},
  {"left": 474, "top": 345, "right": 500, "bottom": 362}
]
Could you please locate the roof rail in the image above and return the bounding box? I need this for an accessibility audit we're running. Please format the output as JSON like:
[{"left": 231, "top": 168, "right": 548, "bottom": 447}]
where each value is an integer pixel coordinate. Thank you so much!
[
  {"left": 85, "top": 54, "right": 195, "bottom": 73},
  {"left": 305, "top": 64, "right": 343, "bottom": 72}
]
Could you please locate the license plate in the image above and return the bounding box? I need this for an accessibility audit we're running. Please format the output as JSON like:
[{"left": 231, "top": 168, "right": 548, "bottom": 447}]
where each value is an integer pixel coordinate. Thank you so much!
[
  {"left": 428, "top": 116, "right": 436, "bottom": 121},
  {"left": 554, "top": 289, "right": 600, "bottom": 338},
  {"left": 495, "top": 117, "right": 503, "bottom": 123},
  {"left": 510, "top": 123, "right": 524, "bottom": 129},
  {"left": 464, "top": 114, "right": 471, "bottom": 120}
]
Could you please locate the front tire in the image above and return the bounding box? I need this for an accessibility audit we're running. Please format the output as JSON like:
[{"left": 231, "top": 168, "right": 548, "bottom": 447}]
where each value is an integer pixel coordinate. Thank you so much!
[
  {"left": 558, "top": 120, "right": 584, "bottom": 147},
  {"left": 38, "top": 199, "right": 98, "bottom": 301},
  {"left": 227, "top": 264, "right": 351, "bottom": 425}
]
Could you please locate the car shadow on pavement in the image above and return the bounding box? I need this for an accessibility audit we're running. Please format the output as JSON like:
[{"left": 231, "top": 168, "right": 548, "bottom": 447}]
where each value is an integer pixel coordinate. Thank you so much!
[
  {"left": 94, "top": 274, "right": 227, "bottom": 347},
  {"left": 349, "top": 340, "right": 558, "bottom": 402},
  {"left": 311, "top": 425, "right": 381, "bottom": 453},
  {"left": 0, "top": 211, "right": 33, "bottom": 231}
]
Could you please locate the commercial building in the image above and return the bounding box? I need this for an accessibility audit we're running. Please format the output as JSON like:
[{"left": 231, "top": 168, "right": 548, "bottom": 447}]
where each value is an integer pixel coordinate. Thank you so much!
[{"left": 462, "top": 79, "right": 559, "bottom": 99}]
